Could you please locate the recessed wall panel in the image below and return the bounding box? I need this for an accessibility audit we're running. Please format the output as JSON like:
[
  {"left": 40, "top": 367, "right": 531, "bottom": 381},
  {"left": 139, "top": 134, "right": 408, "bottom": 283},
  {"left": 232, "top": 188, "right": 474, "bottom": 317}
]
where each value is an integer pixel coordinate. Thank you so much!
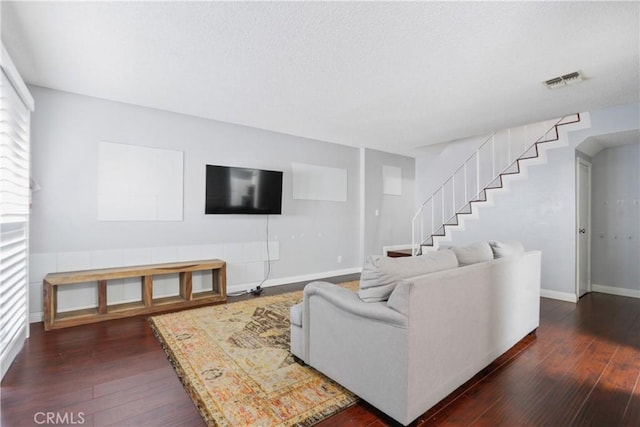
[
  {"left": 98, "top": 141, "right": 184, "bottom": 221},
  {"left": 292, "top": 162, "right": 347, "bottom": 202}
]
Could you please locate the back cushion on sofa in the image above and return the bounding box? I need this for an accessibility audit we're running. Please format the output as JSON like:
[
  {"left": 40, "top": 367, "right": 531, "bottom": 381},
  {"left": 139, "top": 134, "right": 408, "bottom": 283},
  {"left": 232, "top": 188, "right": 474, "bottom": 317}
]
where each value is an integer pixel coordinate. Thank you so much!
[
  {"left": 438, "top": 241, "right": 493, "bottom": 266},
  {"left": 488, "top": 240, "right": 525, "bottom": 258},
  {"left": 358, "top": 249, "right": 458, "bottom": 302}
]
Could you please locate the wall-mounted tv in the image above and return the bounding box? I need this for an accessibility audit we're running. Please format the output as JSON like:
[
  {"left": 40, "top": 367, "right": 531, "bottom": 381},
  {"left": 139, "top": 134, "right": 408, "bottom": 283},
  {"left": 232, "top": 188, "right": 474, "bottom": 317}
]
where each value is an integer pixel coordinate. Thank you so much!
[{"left": 205, "top": 165, "right": 283, "bottom": 215}]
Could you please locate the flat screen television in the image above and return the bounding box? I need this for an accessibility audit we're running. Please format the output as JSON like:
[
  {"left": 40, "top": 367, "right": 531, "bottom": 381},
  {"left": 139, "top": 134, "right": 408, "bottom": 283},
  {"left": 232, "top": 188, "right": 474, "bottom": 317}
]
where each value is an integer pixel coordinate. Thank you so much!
[{"left": 205, "top": 165, "right": 283, "bottom": 214}]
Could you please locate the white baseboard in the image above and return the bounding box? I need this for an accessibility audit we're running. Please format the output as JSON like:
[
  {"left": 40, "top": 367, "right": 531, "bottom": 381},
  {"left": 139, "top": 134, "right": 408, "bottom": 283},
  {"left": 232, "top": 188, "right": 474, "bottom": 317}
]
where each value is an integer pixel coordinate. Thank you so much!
[
  {"left": 226, "top": 267, "right": 362, "bottom": 294},
  {"left": 29, "top": 267, "right": 363, "bottom": 323},
  {"left": 592, "top": 284, "right": 640, "bottom": 299},
  {"left": 540, "top": 288, "right": 578, "bottom": 303}
]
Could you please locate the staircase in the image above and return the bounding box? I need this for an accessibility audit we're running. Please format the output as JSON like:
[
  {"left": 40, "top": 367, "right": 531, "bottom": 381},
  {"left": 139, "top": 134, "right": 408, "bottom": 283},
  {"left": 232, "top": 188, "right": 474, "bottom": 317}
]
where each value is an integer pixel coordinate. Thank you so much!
[{"left": 412, "top": 113, "right": 582, "bottom": 255}]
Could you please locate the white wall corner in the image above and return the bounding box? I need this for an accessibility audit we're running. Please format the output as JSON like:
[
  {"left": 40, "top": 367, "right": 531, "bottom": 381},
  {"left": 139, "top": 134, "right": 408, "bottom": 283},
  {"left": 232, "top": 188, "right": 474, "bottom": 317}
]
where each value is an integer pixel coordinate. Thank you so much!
[{"left": 30, "top": 312, "right": 44, "bottom": 323}]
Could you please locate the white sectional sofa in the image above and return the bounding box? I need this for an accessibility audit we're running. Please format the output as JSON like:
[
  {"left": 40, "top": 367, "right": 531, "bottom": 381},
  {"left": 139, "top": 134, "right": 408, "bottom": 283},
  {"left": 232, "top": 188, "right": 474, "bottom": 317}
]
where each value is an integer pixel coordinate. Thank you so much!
[{"left": 290, "top": 241, "right": 541, "bottom": 426}]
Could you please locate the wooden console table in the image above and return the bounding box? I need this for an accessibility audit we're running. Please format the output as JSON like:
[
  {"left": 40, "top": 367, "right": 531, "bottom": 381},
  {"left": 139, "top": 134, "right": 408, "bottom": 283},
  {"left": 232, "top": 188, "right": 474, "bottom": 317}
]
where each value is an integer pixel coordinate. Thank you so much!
[
  {"left": 386, "top": 249, "right": 413, "bottom": 258},
  {"left": 43, "top": 259, "right": 226, "bottom": 330}
]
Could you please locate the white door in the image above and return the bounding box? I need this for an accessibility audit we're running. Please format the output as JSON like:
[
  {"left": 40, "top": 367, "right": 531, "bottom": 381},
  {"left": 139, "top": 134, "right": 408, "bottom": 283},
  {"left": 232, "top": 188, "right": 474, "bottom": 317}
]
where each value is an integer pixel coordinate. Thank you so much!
[{"left": 576, "top": 158, "right": 592, "bottom": 298}]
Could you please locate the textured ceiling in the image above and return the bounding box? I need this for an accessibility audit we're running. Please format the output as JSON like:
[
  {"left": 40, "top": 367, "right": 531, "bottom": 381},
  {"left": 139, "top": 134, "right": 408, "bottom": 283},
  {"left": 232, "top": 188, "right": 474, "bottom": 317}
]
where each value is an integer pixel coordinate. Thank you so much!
[{"left": 2, "top": 1, "right": 639, "bottom": 154}]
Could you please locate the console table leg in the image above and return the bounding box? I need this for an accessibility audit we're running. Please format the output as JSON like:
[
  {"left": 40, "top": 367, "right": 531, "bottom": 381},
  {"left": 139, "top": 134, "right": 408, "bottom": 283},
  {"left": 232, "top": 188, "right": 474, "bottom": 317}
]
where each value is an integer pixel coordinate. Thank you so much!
[
  {"left": 43, "top": 280, "right": 55, "bottom": 331},
  {"left": 180, "top": 272, "right": 193, "bottom": 301},
  {"left": 213, "top": 266, "right": 226, "bottom": 296},
  {"left": 142, "top": 276, "right": 153, "bottom": 307},
  {"left": 98, "top": 280, "right": 107, "bottom": 314}
]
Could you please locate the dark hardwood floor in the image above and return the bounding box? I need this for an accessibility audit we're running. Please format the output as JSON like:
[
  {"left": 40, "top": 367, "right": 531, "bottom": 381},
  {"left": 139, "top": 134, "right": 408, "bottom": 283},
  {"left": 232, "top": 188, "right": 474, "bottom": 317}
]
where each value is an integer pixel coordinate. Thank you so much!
[{"left": 2, "top": 281, "right": 639, "bottom": 426}]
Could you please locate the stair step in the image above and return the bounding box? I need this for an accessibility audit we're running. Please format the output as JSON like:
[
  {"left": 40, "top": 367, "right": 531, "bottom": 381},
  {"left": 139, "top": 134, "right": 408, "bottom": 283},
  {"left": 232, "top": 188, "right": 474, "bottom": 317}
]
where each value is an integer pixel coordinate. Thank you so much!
[
  {"left": 472, "top": 190, "right": 487, "bottom": 202},
  {"left": 557, "top": 114, "right": 580, "bottom": 125},
  {"left": 537, "top": 137, "right": 556, "bottom": 144},
  {"left": 413, "top": 115, "right": 581, "bottom": 253},
  {"left": 502, "top": 163, "right": 520, "bottom": 175},
  {"left": 458, "top": 203, "right": 472, "bottom": 215},
  {"left": 520, "top": 146, "right": 538, "bottom": 159},
  {"left": 486, "top": 177, "right": 503, "bottom": 189},
  {"left": 432, "top": 226, "right": 446, "bottom": 237}
]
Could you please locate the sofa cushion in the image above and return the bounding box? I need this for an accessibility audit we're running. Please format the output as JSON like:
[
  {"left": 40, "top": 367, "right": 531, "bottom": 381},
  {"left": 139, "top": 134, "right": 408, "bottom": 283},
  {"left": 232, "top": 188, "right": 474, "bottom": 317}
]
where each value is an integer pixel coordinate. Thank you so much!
[
  {"left": 386, "top": 280, "right": 412, "bottom": 316},
  {"left": 489, "top": 240, "right": 525, "bottom": 258},
  {"left": 358, "top": 250, "right": 458, "bottom": 302},
  {"left": 439, "top": 241, "right": 493, "bottom": 266}
]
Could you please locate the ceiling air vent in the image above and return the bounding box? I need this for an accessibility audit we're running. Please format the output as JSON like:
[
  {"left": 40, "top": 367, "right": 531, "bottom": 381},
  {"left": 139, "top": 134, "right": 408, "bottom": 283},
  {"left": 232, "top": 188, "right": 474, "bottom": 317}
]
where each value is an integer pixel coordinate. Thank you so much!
[{"left": 544, "top": 71, "right": 584, "bottom": 89}]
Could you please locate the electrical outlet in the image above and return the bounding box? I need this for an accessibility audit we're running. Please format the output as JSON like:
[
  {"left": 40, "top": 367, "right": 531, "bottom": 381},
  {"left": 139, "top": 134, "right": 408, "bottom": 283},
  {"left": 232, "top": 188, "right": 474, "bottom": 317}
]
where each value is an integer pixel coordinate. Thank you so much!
[{"left": 337, "top": 255, "right": 342, "bottom": 264}]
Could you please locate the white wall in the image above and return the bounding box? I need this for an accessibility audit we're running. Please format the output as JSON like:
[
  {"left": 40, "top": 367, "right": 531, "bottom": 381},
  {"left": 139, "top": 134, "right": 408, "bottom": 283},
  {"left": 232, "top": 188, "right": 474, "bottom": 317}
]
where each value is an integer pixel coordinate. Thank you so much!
[
  {"left": 442, "top": 132, "right": 582, "bottom": 298},
  {"left": 28, "top": 86, "right": 367, "bottom": 320},
  {"left": 414, "top": 102, "right": 640, "bottom": 300},
  {"left": 414, "top": 134, "right": 490, "bottom": 207},
  {"left": 591, "top": 142, "right": 640, "bottom": 295},
  {"left": 362, "top": 148, "right": 415, "bottom": 257},
  {"left": 414, "top": 118, "right": 560, "bottom": 212}
]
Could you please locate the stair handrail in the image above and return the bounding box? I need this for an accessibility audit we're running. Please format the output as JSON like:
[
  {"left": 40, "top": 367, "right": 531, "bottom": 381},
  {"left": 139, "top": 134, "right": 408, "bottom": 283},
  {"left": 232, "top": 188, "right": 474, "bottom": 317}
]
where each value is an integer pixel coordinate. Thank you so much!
[
  {"left": 413, "top": 131, "right": 496, "bottom": 217},
  {"left": 411, "top": 131, "right": 496, "bottom": 255},
  {"left": 412, "top": 115, "right": 575, "bottom": 255}
]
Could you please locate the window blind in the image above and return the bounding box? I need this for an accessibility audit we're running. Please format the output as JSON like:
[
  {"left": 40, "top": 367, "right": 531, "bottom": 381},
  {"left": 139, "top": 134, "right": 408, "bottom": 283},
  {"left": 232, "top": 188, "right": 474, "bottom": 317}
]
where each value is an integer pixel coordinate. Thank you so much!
[
  {"left": 0, "top": 55, "right": 32, "bottom": 378},
  {"left": 1, "top": 73, "right": 30, "bottom": 220}
]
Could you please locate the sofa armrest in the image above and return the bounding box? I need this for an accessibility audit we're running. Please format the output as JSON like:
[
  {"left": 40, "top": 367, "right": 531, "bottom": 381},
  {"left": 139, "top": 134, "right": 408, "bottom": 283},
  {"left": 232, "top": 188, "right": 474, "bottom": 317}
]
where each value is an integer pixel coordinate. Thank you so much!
[
  {"left": 303, "top": 281, "right": 408, "bottom": 327},
  {"left": 301, "top": 281, "right": 410, "bottom": 422}
]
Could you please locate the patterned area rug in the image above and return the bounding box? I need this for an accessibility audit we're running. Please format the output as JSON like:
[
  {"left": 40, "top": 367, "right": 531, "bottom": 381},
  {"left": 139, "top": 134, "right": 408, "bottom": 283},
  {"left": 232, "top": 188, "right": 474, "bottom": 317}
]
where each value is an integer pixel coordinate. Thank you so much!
[{"left": 149, "top": 281, "right": 360, "bottom": 426}]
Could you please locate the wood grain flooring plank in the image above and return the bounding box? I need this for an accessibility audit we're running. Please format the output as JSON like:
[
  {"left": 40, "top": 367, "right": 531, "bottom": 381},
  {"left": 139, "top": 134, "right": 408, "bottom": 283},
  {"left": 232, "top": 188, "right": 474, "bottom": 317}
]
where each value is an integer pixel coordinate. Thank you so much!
[
  {"left": 471, "top": 293, "right": 638, "bottom": 426},
  {"left": 118, "top": 398, "right": 206, "bottom": 427},
  {"left": 92, "top": 380, "right": 187, "bottom": 426},
  {"left": 2, "top": 290, "right": 638, "bottom": 427},
  {"left": 620, "top": 373, "right": 640, "bottom": 427},
  {"left": 0, "top": 386, "right": 95, "bottom": 427},
  {"left": 92, "top": 365, "right": 177, "bottom": 398},
  {"left": 521, "top": 339, "right": 619, "bottom": 425},
  {"left": 316, "top": 401, "right": 394, "bottom": 426},
  {"left": 58, "top": 375, "right": 181, "bottom": 416},
  {"left": 570, "top": 312, "right": 640, "bottom": 426}
]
